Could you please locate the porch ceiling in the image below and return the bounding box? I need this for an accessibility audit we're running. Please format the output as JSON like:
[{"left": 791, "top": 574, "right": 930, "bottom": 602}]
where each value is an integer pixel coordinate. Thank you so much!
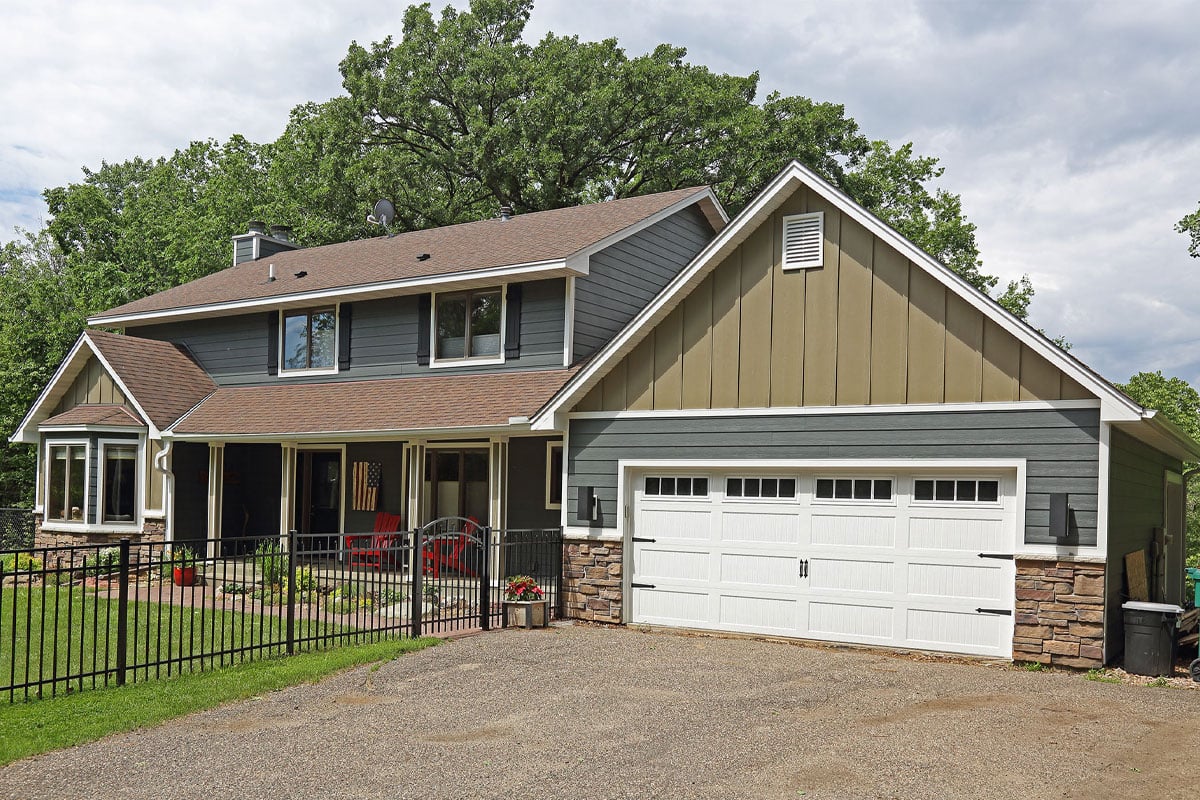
[{"left": 167, "top": 367, "right": 578, "bottom": 438}]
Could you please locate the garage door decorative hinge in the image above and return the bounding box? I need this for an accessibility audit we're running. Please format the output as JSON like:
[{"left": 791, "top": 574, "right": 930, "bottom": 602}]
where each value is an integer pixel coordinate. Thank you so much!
[
  {"left": 630, "top": 582, "right": 656, "bottom": 589},
  {"left": 976, "top": 607, "right": 1012, "bottom": 616},
  {"left": 631, "top": 536, "right": 656, "bottom": 543},
  {"left": 978, "top": 553, "right": 1014, "bottom": 560}
]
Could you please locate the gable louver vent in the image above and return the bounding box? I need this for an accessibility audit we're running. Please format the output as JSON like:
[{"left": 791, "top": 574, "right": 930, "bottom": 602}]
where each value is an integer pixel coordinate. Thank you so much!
[{"left": 782, "top": 212, "right": 824, "bottom": 270}]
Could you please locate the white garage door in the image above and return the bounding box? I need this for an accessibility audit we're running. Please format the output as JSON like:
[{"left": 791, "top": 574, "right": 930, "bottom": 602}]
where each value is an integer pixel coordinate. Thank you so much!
[{"left": 629, "top": 470, "right": 1017, "bottom": 658}]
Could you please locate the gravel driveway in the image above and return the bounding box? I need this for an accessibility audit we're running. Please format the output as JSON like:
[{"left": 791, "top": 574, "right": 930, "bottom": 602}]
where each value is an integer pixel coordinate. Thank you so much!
[{"left": 3, "top": 624, "right": 1198, "bottom": 800}]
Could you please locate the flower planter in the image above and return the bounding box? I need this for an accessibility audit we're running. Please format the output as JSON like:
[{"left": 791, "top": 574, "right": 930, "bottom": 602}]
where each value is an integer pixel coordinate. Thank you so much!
[
  {"left": 504, "top": 599, "right": 548, "bottom": 629},
  {"left": 172, "top": 566, "right": 196, "bottom": 587}
]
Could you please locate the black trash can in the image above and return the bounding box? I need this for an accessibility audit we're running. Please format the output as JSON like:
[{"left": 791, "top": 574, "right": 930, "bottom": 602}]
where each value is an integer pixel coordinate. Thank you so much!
[{"left": 1123, "top": 601, "right": 1184, "bottom": 677}]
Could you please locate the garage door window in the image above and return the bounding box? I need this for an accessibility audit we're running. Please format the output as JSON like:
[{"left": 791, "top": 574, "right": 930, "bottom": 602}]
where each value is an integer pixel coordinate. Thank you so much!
[
  {"left": 913, "top": 478, "right": 999, "bottom": 504},
  {"left": 814, "top": 477, "right": 893, "bottom": 502},
  {"left": 644, "top": 476, "right": 709, "bottom": 498},
  {"left": 726, "top": 477, "right": 797, "bottom": 500}
]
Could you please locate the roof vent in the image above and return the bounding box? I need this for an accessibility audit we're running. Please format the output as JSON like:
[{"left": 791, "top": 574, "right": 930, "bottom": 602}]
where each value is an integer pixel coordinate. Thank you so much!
[
  {"left": 781, "top": 212, "right": 824, "bottom": 270},
  {"left": 499, "top": 205, "right": 513, "bottom": 221},
  {"left": 269, "top": 225, "right": 292, "bottom": 243}
]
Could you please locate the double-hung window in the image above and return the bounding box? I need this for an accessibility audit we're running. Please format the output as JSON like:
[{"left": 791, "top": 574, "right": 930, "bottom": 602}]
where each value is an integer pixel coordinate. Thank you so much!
[
  {"left": 435, "top": 288, "right": 502, "bottom": 361},
  {"left": 282, "top": 308, "right": 337, "bottom": 372},
  {"left": 47, "top": 444, "right": 87, "bottom": 523},
  {"left": 101, "top": 443, "right": 137, "bottom": 523}
]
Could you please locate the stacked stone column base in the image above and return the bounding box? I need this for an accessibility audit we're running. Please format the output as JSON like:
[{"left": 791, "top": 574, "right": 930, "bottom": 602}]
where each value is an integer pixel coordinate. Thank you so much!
[
  {"left": 562, "top": 539, "right": 623, "bottom": 623},
  {"left": 1015, "top": 557, "right": 1104, "bottom": 668}
]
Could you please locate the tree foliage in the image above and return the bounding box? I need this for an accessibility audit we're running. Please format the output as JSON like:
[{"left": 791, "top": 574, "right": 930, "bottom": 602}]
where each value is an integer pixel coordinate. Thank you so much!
[
  {"left": 1178, "top": 204, "right": 1200, "bottom": 259},
  {"left": 0, "top": 0, "right": 1059, "bottom": 504}
]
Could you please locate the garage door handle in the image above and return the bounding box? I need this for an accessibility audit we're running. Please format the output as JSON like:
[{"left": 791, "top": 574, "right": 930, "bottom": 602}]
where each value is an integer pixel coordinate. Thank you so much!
[
  {"left": 978, "top": 553, "right": 1013, "bottom": 560},
  {"left": 631, "top": 537, "right": 656, "bottom": 543},
  {"left": 631, "top": 582, "right": 656, "bottom": 589},
  {"left": 976, "top": 607, "right": 1012, "bottom": 616}
]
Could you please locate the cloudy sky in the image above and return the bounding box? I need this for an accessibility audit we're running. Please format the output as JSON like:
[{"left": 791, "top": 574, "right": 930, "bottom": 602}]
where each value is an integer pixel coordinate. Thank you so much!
[{"left": 2, "top": 0, "right": 1198, "bottom": 386}]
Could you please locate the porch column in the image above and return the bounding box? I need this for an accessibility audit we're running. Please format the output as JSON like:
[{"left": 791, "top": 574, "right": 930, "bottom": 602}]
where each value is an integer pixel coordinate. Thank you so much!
[
  {"left": 488, "top": 437, "right": 508, "bottom": 585},
  {"left": 405, "top": 441, "right": 426, "bottom": 576},
  {"left": 206, "top": 443, "right": 224, "bottom": 559},
  {"left": 279, "top": 442, "right": 296, "bottom": 541}
]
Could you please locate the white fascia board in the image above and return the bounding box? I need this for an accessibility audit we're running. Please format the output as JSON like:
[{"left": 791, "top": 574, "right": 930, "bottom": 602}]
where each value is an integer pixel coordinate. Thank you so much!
[
  {"left": 38, "top": 424, "right": 146, "bottom": 434},
  {"left": 566, "top": 399, "right": 1101, "bottom": 421},
  {"left": 533, "top": 160, "right": 1144, "bottom": 428},
  {"left": 617, "top": 457, "right": 1026, "bottom": 470},
  {"left": 87, "top": 259, "right": 570, "bottom": 327},
  {"left": 567, "top": 188, "right": 729, "bottom": 265},
  {"left": 9, "top": 334, "right": 92, "bottom": 444},
  {"left": 163, "top": 422, "right": 535, "bottom": 444}
]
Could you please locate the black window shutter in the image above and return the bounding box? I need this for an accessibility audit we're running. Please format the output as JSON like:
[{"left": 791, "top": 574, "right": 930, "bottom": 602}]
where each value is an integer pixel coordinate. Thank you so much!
[
  {"left": 267, "top": 311, "right": 279, "bottom": 376},
  {"left": 338, "top": 303, "right": 352, "bottom": 370},
  {"left": 505, "top": 283, "right": 522, "bottom": 359},
  {"left": 416, "top": 294, "right": 432, "bottom": 366}
]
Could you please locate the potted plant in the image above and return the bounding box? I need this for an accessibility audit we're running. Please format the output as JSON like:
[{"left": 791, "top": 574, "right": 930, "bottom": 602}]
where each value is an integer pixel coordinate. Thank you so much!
[
  {"left": 503, "top": 575, "right": 548, "bottom": 629},
  {"left": 170, "top": 545, "right": 198, "bottom": 587}
]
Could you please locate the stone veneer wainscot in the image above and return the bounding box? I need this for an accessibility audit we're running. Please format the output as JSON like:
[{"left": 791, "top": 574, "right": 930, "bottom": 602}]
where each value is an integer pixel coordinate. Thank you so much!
[
  {"left": 563, "top": 539, "right": 623, "bottom": 623},
  {"left": 1014, "top": 557, "right": 1105, "bottom": 668}
]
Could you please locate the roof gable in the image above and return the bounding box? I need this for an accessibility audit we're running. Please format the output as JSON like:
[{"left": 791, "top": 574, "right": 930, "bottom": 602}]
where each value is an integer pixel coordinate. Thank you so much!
[
  {"left": 9, "top": 331, "right": 216, "bottom": 443},
  {"left": 533, "top": 161, "right": 1183, "bottom": 448},
  {"left": 90, "top": 187, "right": 725, "bottom": 324}
]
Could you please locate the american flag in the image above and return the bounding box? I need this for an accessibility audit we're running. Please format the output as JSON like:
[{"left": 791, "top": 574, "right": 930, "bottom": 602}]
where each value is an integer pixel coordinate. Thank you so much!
[{"left": 352, "top": 461, "right": 382, "bottom": 511}]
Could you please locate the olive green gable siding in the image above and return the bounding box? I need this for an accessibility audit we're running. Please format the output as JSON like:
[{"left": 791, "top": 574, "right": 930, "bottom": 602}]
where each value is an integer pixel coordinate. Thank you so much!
[
  {"left": 1105, "top": 429, "right": 1183, "bottom": 652},
  {"left": 53, "top": 357, "right": 128, "bottom": 414},
  {"left": 573, "top": 183, "right": 1094, "bottom": 413}
]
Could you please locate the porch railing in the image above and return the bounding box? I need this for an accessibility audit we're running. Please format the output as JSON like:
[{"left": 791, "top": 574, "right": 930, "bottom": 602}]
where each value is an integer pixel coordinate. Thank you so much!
[{"left": 0, "top": 526, "right": 563, "bottom": 702}]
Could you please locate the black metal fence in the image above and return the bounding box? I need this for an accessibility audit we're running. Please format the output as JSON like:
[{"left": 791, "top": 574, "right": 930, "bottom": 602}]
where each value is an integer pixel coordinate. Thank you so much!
[
  {"left": 0, "top": 508, "right": 34, "bottom": 551},
  {"left": 0, "top": 526, "right": 563, "bottom": 702}
]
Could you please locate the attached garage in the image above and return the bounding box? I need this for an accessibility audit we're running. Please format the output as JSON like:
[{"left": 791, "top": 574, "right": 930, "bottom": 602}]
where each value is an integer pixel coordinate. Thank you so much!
[{"left": 628, "top": 466, "right": 1018, "bottom": 657}]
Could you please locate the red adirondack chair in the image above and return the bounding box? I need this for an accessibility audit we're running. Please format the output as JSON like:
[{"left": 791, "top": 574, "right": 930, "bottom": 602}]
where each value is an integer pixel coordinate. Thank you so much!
[
  {"left": 421, "top": 517, "right": 480, "bottom": 579},
  {"left": 346, "top": 512, "right": 404, "bottom": 569}
]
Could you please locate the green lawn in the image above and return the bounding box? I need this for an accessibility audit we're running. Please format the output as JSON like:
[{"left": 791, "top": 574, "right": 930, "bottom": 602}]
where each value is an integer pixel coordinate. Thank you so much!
[
  {"left": 0, "top": 637, "right": 439, "bottom": 765},
  {"left": 0, "top": 584, "right": 388, "bottom": 699}
]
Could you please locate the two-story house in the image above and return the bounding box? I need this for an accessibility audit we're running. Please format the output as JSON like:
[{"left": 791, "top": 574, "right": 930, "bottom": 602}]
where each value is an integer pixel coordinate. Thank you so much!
[{"left": 11, "top": 161, "right": 1198, "bottom": 668}]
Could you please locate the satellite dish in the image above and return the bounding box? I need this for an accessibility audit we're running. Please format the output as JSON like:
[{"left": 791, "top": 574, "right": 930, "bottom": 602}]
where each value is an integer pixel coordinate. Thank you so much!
[{"left": 366, "top": 198, "right": 397, "bottom": 237}]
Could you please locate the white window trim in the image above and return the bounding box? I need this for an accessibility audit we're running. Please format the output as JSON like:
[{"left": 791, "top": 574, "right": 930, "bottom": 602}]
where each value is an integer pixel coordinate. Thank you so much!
[
  {"left": 279, "top": 304, "right": 340, "bottom": 376},
  {"left": 43, "top": 439, "right": 89, "bottom": 527},
  {"left": 545, "top": 441, "right": 563, "bottom": 510},
  {"left": 812, "top": 475, "right": 898, "bottom": 506},
  {"left": 97, "top": 438, "right": 142, "bottom": 529},
  {"left": 429, "top": 284, "right": 507, "bottom": 369},
  {"left": 781, "top": 211, "right": 825, "bottom": 270}
]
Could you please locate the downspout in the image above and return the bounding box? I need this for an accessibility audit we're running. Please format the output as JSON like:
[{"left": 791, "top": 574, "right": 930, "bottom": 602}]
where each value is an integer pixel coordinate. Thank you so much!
[{"left": 154, "top": 439, "right": 174, "bottom": 546}]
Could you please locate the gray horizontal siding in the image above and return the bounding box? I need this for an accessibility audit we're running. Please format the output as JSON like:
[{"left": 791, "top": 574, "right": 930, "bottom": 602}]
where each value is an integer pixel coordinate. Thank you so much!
[
  {"left": 1104, "top": 429, "right": 1181, "bottom": 653},
  {"left": 573, "top": 205, "right": 714, "bottom": 362},
  {"left": 128, "top": 278, "right": 566, "bottom": 386},
  {"left": 567, "top": 408, "right": 1102, "bottom": 546}
]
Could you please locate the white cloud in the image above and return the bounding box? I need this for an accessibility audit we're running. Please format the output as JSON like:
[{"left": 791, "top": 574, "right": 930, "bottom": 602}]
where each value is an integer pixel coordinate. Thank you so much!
[{"left": 3, "top": 0, "right": 1200, "bottom": 387}]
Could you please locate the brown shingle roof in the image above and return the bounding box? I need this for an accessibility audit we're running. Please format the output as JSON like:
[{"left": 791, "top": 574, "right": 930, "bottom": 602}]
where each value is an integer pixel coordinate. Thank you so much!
[
  {"left": 86, "top": 331, "right": 216, "bottom": 429},
  {"left": 40, "top": 405, "right": 145, "bottom": 428},
  {"left": 92, "top": 187, "right": 712, "bottom": 321},
  {"left": 170, "top": 368, "right": 578, "bottom": 437}
]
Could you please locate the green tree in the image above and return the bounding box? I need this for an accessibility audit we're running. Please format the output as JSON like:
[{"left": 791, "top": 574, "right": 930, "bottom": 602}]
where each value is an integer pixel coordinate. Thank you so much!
[{"left": 1177, "top": 205, "right": 1200, "bottom": 258}]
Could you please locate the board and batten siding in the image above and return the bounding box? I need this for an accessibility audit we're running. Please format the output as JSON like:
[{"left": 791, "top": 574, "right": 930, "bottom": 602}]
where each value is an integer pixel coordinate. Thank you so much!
[
  {"left": 572, "top": 205, "right": 715, "bottom": 363},
  {"left": 1105, "top": 429, "right": 1183, "bottom": 647},
  {"left": 128, "top": 278, "right": 566, "bottom": 386},
  {"left": 573, "top": 183, "right": 1093, "bottom": 413},
  {"left": 567, "top": 408, "right": 1101, "bottom": 546},
  {"left": 53, "top": 357, "right": 128, "bottom": 413}
]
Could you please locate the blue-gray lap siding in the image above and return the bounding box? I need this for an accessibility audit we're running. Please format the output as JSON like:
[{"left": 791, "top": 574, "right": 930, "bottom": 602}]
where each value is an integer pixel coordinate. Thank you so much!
[
  {"left": 572, "top": 205, "right": 715, "bottom": 363},
  {"left": 127, "top": 278, "right": 566, "bottom": 386},
  {"left": 1105, "top": 428, "right": 1182, "bottom": 653},
  {"left": 566, "top": 408, "right": 1102, "bottom": 546}
]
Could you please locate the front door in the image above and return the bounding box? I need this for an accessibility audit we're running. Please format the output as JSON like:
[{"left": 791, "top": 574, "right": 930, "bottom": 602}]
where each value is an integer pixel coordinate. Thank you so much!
[
  {"left": 295, "top": 450, "right": 341, "bottom": 552},
  {"left": 423, "top": 449, "right": 489, "bottom": 525}
]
